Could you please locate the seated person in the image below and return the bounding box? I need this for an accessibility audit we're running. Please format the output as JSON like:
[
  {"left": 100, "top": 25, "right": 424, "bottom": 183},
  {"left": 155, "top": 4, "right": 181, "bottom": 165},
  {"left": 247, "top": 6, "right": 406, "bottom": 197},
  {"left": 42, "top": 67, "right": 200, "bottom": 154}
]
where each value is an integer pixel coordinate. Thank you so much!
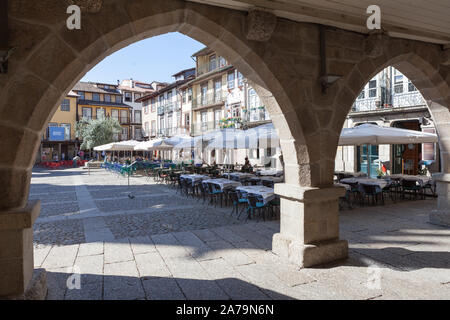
[{"left": 241, "top": 157, "right": 252, "bottom": 173}]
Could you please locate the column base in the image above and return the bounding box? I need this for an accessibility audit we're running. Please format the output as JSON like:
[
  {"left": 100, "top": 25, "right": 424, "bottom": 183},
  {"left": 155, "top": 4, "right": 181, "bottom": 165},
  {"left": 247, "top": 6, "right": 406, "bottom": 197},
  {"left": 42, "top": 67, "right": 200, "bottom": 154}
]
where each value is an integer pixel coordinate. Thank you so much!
[
  {"left": 1, "top": 268, "right": 47, "bottom": 300},
  {"left": 272, "top": 233, "right": 348, "bottom": 268},
  {"left": 429, "top": 211, "right": 450, "bottom": 228}
]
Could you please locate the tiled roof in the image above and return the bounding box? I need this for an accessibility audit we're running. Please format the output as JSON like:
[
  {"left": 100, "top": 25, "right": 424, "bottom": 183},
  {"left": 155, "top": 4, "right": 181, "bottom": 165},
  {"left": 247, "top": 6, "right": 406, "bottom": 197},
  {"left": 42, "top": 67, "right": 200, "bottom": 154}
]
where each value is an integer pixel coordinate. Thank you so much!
[{"left": 72, "top": 82, "right": 121, "bottom": 95}]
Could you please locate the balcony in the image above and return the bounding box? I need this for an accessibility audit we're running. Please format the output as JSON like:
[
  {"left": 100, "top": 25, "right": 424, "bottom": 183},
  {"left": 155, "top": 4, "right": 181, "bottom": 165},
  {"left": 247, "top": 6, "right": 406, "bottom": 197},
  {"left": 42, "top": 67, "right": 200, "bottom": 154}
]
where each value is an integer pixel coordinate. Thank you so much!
[
  {"left": 244, "top": 106, "right": 270, "bottom": 123},
  {"left": 192, "top": 92, "right": 225, "bottom": 110}
]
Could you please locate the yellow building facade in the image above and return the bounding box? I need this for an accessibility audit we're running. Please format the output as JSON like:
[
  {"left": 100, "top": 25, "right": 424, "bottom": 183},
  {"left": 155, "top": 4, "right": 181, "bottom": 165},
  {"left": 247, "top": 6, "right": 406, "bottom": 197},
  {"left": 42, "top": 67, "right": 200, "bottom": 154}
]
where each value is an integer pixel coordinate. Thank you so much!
[
  {"left": 73, "top": 82, "right": 132, "bottom": 142},
  {"left": 39, "top": 90, "right": 79, "bottom": 162}
]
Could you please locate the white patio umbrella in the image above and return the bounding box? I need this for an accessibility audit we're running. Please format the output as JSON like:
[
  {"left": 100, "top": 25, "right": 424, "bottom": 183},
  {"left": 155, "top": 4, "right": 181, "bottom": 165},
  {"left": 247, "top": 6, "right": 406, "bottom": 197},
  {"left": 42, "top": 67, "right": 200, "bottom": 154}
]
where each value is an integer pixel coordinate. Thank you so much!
[
  {"left": 134, "top": 138, "right": 164, "bottom": 151},
  {"left": 93, "top": 140, "right": 140, "bottom": 151},
  {"left": 339, "top": 123, "right": 438, "bottom": 146}
]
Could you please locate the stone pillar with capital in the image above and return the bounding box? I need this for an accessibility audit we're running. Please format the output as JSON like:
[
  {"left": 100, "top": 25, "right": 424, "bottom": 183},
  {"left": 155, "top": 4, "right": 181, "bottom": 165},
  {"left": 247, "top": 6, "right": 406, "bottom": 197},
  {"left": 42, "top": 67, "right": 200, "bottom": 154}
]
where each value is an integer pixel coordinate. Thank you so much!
[
  {"left": 0, "top": 200, "right": 47, "bottom": 299},
  {"left": 272, "top": 183, "right": 348, "bottom": 267}
]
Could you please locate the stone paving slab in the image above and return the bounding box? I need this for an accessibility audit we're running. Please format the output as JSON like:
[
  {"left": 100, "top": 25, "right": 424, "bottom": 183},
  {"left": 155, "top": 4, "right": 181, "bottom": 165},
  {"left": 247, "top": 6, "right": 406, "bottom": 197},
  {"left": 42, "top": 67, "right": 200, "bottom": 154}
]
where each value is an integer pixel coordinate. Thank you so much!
[
  {"left": 42, "top": 244, "right": 79, "bottom": 269},
  {"left": 205, "top": 240, "right": 255, "bottom": 266},
  {"left": 142, "top": 278, "right": 186, "bottom": 300},
  {"left": 104, "top": 239, "right": 134, "bottom": 264},
  {"left": 78, "top": 242, "right": 104, "bottom": 257},
  {"left": 135, "top": 252, "right": 172, "bottom": 278},
  {"left": 151, "top": 233, "right": 191, "bottom": 259}
]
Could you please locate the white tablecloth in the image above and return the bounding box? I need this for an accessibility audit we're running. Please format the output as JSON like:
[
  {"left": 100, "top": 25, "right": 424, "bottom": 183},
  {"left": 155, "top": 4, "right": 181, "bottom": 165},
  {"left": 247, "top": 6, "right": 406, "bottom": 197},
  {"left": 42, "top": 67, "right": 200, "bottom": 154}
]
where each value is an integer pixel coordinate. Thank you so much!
[
  {"left": 260, "top": 176, "right": 284, "bottom": 183},
  {"left": 256, "top": 169, "right": 284, "bottom": 176},
  {"left": 340, "top": 177, "right": 389, "bottom": 191},
  {"left": 223, "top": 172, "right": 256, "bottom": 180},
  {"left": 385, "top": 174, "right": 433, "bottom": 186},
  {"left": 203, "top": 178, "right": 242, "bottom": 190},
  {"left": 236, "top": 186, "right": 275, "bottom": 204},
  {"left": 180, "top": 174, "right": 210, "bottom": 186}
]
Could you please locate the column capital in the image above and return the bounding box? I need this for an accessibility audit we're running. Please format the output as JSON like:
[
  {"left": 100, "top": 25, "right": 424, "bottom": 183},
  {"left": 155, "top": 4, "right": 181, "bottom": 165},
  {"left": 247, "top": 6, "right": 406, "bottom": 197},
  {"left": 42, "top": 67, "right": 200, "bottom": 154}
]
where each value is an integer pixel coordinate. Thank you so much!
[
  {"left": 0, "top": 200, "right": 41, "bottom": 231},
  {"left": 274, "top": 183, "right": 346, "bottom": 202}
]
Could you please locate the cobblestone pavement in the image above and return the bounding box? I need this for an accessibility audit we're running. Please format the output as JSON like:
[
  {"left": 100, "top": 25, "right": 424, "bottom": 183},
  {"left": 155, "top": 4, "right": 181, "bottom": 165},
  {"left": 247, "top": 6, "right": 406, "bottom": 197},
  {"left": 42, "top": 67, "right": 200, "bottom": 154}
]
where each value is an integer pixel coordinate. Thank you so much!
[{"left": 30, "top": 168, "right": 450, "bottom": 300}]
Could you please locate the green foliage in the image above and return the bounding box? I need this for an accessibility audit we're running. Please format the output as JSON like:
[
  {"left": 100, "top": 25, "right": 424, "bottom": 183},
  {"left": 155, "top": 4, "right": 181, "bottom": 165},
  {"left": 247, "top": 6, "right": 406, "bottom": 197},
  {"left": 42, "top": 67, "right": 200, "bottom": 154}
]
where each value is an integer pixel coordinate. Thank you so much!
[{"left": 75, "top": 117, "right": 122, "bottom": 150}]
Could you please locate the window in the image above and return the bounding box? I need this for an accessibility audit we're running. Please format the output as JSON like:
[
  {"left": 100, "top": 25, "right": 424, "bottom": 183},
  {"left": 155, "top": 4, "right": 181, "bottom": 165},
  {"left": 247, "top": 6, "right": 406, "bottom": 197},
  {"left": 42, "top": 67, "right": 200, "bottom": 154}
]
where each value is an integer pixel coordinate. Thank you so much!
[
  {"left": 78, "top": 91, "right": 85, "bottom": 100},
  {"left": 182, "top": 89, "right": 186, "bottom": 103},
  {"left": 219, "top": 56, "right": 226, "bottom": 68},
  {"left": 97, "top": 108, "right": 106, "bottom": 119},
  {"left": 209, "top": 54, "right": 216, "bottom": 71},
  {"left": 394, "top": 74, "right": 403, "bottom": 94},
  {"left": 82, "top": 107, "right": 92, "bottom": 120},
  {"left": 231, "top": 105, "right": 240, "bottom": 118},
  {"left": 115, "top": 95, "right": 122, "bottom": 103},
  {"left": 214, "top": 79, "right": 222, "bottom": 103},
  {"left": 121, "top": 127, "right": 128, "bottom": 140},
  {"left": 214, "top": 109, "right": 222, "bottom": 129},
  {"left": 151, "top": 98, "right": 156, "bottom": 112},
  {"left": 92, "top": 93, "right": 100, "bottom": 101},
  {"left": 135, "top": 93, "right": 141, "bottom": 100},
  {"left": 201, "top": 112, "right": 208, "bottom": 132},
  {"left": 185, "top": 114, "right": 190, "bottom": 127},
  {"left": 188, "top": 87, "right": 192, "bottom": 102},
  {"left": 394, "top": 75, "right": 403, "bottom": 84},
  {"left": 237, "top": 72, "right": 244, "bottom": 87},
  {"left": 227, "top": 71, "right": 235, "bottom": 89},
  {"left": 104, "top": 94, "right": 111, "bottom": 102},
  {"left": 151, "top": 120, "right": 156, "bottom": 135},
  {"left": 134, "top": 110, "right": 141, "bottom": 123},
  {"left": 248, "top": 89, "right": 257, "bottom": 108},
  {"left": 394, "top": 83, "right": 404, "bottom": 94},
  {"left": 124, "top": 92, "right": 132, "bottom": 102},
  {"left": 368, "top": 80, "right": 377, "bottom": 97},
  {"left": 111, "top": 109, "right": 119, "bottom": 120},
  {"left": 408, "top": 81, "right": 417, "bottom": 92},
  {"left": 144, "top": 122, "right": 149, "bottom": 135},
  {"left": 60, "top": 123, "right": 71, "bottom": 140},
  {"left": 120, "top": 109, "right": 128, "bottom": 123},
  {"left": 60, "top": 99, "right": 70, "bottom": 111},
  {"left": 201, "top": 84, "right": 208, "bottom": 105},
  {"left": 357, "top": 90, "right": 365, "bottom": 100}
]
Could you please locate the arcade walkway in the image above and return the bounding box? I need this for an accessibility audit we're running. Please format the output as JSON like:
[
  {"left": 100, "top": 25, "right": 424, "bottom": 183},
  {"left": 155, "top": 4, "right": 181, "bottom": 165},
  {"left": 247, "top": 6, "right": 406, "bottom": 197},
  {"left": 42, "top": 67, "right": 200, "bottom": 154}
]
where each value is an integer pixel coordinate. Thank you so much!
[{"left": 31, "top": 168, "right": 450, "bottom": 300}]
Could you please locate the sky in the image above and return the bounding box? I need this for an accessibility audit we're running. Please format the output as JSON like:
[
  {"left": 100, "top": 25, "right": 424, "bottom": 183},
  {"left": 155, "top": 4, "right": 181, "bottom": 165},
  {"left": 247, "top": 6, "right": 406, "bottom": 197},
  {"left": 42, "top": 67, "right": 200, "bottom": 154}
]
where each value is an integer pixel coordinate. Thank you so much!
[{"left": 81, "top": 32, "right": 205, "bottom": 84}]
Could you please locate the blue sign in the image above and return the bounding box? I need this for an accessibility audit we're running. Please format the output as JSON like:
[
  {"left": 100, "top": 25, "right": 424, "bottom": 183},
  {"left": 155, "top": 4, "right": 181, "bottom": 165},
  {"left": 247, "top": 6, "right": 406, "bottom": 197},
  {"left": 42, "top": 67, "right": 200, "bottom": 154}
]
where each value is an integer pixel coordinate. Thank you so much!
[{"left": 49, "top": 127, "right": 65, "bottom": 141}]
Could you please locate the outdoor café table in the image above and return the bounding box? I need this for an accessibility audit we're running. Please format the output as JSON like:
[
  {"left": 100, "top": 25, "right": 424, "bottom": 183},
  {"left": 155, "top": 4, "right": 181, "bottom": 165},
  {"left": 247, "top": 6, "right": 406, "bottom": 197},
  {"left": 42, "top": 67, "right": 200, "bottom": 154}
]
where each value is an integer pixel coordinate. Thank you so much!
[
  {"left": 202, "top": 178, "right": 242, "bottom": 191},
  {"left": 256, "top": 169, "right": 284, "bottom": 176},
  {"left": 223, "top": 172, "right": 255, "bottom": 181},
  {"left": 235, "top": 185, "right": 276, "bottom": 204},
  {"left": 260, "top": 176, "right": 284, "bottom": 183},
  {"left": 180, "top": 174, "right": 210, "bottom": 186},
  {"left": 340, "top": 177, "right": 389, "bottom": 193},
  {"left": 385, "top": 174, "right": 432, "bottom": 186}
]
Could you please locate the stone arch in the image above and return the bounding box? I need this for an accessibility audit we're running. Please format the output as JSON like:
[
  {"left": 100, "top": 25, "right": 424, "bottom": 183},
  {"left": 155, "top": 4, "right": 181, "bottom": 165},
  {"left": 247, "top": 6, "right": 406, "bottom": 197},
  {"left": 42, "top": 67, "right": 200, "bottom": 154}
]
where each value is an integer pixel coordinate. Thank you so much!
[
  {"left": 327, "top": 34, "right": 450, "bottom": 226},
  {"left": 0, "top": 0, "right": 310, "bottom": 211},
  {"left": 329, "top": 36, "right": 450, "bottom": 179}
]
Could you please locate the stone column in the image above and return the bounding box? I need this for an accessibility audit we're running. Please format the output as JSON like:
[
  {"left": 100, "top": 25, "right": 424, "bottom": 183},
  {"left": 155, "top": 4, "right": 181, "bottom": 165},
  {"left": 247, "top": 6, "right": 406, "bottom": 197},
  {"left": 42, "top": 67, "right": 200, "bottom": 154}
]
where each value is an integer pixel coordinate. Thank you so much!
[
  {"left": 429, "top": 173, "right": 450, "bottom": 227},
  {"left": 272, "top": 183, "right": 348, "bottom": 267},
  {"left": 0, "top": 200, "right": 47, "bottom": 299}
]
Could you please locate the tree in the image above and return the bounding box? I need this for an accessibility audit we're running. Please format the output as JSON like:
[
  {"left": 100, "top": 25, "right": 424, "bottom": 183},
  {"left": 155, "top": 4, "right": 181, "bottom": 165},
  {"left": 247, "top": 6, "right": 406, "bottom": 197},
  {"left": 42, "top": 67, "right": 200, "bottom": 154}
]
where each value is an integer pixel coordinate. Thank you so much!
[{"left": 75, "top": 117, "right": 122, "bottom": 150}]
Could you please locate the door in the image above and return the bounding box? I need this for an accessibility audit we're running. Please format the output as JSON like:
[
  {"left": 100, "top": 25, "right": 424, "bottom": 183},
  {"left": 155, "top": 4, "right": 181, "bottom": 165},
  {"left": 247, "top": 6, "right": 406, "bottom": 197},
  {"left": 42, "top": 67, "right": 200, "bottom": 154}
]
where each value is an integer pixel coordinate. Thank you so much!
[{"left": 358, "top": 144, "right": 379, "bottom": 178}]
